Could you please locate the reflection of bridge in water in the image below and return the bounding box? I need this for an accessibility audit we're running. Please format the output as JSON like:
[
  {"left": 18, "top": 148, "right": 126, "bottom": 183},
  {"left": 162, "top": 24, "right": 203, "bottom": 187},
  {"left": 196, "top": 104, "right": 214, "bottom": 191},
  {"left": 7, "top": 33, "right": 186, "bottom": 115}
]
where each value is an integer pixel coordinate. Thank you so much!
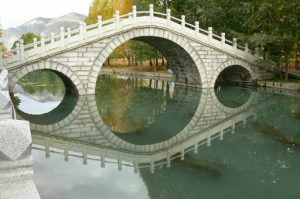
[{"left": 17, "top": 85, "right": 271, "bottom": 173}]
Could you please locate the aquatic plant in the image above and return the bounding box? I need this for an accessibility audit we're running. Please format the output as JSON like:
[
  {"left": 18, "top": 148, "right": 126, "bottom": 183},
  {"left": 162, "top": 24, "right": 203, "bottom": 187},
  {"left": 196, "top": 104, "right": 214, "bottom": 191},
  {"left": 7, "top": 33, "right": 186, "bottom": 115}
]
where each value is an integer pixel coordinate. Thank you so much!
[
  {"left": 178, "top": 154, "right": 222, "bottom": 176},
  {"left": 262, "top": 125, "right": 300, "bottom": 146}
]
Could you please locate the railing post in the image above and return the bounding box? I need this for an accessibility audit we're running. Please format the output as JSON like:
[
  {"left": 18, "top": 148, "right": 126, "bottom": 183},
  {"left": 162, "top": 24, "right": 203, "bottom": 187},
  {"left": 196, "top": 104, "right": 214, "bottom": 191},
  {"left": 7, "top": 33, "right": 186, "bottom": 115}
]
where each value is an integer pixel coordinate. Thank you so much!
[
  {"left": 79, "top": 22, "right": 84, "bottom": 41},
  {"left": 149, "top": 4, "right": 154, "bottom": 23},
  {"left": 33, "top": 38, "right": 37, "bottom": 49},
  {"left": 166, "top": 9, "right": 171, "bottom": 26},
  {"left": 16, "top": 43, "right": 20, "bottom": 59},
  {"left": 221, "top": 33, "right": 225, "bottom": 47},
  {"left": 50, "top": 32, "right": 55, "bottom": 44},
  {"left": 0, "top": 51, "right": 3, "bottom": 66},
  {"left": 208, "top": 27, "right": 213, "bottom": 42},
  {"left": 60, "top": 27, "right": 65, "bottom": 47},
  {"left": 98, "top": 16, "right": 102, "bottom": 34},
  {"left": 67, "top": 28, "right": 71, "bottom": 40},
  {"left": 40, "top": 33, "right": 45, "bottom": 53},
  {"left": 19, "top": 39, "right": 24, "bottom": 60},
  {"left": 255, "top": 47, "right": 260, "bottom": 58},
  {"left": 181, "top": 15, "right": 185, "bottom": 31},
  {"left": 195, "top": 21, "right": 199, "bottom": 36},
  {"left": 115, "top": 10, "right": 120, "bottom": 28},
  {"left": 83, "top": 22, "right": 87, "bottom": 39},
  {"left": 132, "top": 5, "right": 137, "bottom": 25},
  {"left": 233, "top": 38, "right": 237, "bottom": 49},
  {"left": 244, "top": 43, "right": 249, "bottom": 53}
]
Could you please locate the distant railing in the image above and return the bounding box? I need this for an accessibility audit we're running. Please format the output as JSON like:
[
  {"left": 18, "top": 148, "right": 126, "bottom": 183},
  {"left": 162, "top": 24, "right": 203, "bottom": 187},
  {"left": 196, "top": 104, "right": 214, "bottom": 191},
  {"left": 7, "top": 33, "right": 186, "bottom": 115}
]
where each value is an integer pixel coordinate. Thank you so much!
[{"left": 0, "top": 4, "right": 260, "bottom": 68}]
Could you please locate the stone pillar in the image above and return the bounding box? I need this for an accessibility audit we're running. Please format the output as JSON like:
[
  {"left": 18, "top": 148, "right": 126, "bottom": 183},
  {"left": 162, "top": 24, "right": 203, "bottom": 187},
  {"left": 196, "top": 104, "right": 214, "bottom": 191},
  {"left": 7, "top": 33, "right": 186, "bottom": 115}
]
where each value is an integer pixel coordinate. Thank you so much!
[
  {"left": 79, "top": 23, "right": 84, "bottom": 41},
  {"left": 166, "top": 155, "right": 171, "bottom": 168},
  {"left": 149, "top": 4, "right": 154, "bottom": 23},
  {"left": 166, "top": 9, "right": 171, "bottom": 26},
  {"left": 0, "top": 120, "right": 41, "bottom": 199},
  {"left": 208, "top": 27, "right": 213, "bottom": 42},
  {"left": 244, "top": 43, "right": 249, "bottom": 54},
  {"left": 220, "top": 130, "right": 224, "bottom": 140},
  {"left": 132, "top": 6, "right": 137, "bottom": 24},
  {"left": 19, "top": 39, "right": 24, "bottom": 60},
  {"left": 0, "top": 51, "right": 2, "bottom": 67},
  {"left": 33, "top": 38, "right": 37, "bottom": 49},
  {"left": 193, "top": 142, "right": 198, "bottom": 153},
  {"left": 16, "top": 43, "right": 20, "bottom": 59},
  {"left": 233, "top": 38, "right": 237, "bottom": 49},
  {"left": 98, "top": 16, "right": 102, "bottom": 34},
  {"left": 114, "top": 11, "right": 120, "bottom": 29},
  {"left": 67, "top": 28, "right": 71, "bottom": 40},
  {"left": 60, "top": 27, "right": 65, "bottom": 47},
  {"left": 207, "top": 132, "right": 211, "bottom": 146},
  {"left": 0, "top": 69, "right": 8, "bottom": 91},
  {"left": 221, "top": 33, "right": 225, "bottom": 47},
  {"left": 50, "top": 32, "right": 55, "bottom": 44},
  {"left": 195, "top": 21, "right": 199, "bottom": 36},
  {"left": 181, "top": 15, "right": 185, "bottom": 31},
  {"left": 40, "top": 33, "right": 45, "bottom": 53},
  {"left": 255, "top": 47, "right": 260, "bottom": 58}
]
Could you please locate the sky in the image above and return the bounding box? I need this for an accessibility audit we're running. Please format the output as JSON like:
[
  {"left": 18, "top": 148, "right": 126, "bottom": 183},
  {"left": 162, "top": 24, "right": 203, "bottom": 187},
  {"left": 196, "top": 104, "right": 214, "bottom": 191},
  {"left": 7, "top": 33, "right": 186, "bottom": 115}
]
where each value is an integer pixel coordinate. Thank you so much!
[{"left": 0, "top": 0, "right": 93, "bottom": 29}]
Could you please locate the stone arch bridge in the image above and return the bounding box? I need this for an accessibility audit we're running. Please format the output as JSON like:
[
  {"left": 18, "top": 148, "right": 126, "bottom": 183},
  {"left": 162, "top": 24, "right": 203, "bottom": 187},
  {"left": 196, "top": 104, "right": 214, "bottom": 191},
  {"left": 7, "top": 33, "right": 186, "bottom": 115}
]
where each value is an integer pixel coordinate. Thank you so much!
[{"left": 0, "top": 5, "right": 268, "bottom": 95}]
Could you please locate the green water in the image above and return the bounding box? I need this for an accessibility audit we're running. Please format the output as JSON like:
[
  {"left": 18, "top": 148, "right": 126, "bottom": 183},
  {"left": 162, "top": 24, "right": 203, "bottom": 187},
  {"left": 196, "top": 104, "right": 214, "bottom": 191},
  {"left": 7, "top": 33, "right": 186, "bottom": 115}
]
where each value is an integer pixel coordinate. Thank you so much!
[{"left": 14, "top": 71, "right": 300, "bottom": 199}]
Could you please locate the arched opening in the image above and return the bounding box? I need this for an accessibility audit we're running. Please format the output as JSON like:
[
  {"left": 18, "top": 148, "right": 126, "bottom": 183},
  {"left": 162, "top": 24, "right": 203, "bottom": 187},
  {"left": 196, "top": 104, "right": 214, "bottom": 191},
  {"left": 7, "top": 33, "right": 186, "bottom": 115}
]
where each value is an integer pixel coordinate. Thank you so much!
[
  {"left": 215, "top": 65, "right": 252, "bottom": 87},
  {"left": 13, "top": 69, "right": 78, "bottom": 124},
  {"left": 95, "top": 77, "right": 201, "bottom": 145},
  {"left": 94, "top": 36, "right": 202, "bottom": 145},
  {"left": 214, "top": 65, "right": 252, "bottom": 108}
]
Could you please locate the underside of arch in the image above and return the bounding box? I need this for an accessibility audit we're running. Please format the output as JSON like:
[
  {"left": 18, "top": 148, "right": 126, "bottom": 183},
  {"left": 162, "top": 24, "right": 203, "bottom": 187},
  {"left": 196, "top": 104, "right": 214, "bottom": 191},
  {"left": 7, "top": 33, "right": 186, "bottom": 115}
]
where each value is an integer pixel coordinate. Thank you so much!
[{"left": 133, "top": 37, "right": 201, "bottom": 88}]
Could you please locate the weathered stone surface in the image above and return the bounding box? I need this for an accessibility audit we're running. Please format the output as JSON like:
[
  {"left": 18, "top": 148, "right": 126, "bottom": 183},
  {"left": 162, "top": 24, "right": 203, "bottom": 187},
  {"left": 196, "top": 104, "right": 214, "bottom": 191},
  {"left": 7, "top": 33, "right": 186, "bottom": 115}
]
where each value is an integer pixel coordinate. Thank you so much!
[
  {"left": 0, "top": 120, "right": 31, "bottom": 161},
  {"left": 0, "top": 180, "right": 41, "bottom": 199},
  {"left": 0, "top": 91, "right": 10, "bottom": 111}
]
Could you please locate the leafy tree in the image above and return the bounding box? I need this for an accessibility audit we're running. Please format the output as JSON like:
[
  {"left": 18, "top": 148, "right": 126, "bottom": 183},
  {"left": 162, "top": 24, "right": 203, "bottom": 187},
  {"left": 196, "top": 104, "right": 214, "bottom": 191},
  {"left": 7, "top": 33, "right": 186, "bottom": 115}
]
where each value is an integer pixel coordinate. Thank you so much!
[
  {"left": 11, "top": 32, "right": 41, "bottom": 49},
  {"left": 0, "top": 23, "right": 6, "bottom": 52},
  {"left": 86, "top": 0, "right": 132, "bottom": 24}
]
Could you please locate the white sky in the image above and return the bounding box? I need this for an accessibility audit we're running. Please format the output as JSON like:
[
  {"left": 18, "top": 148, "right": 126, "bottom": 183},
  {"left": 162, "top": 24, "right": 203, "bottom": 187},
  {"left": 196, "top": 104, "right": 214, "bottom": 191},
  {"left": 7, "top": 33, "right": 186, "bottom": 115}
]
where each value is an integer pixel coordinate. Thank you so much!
[{"left": 0, "top": 0, "right": 93, "bottom": 29}]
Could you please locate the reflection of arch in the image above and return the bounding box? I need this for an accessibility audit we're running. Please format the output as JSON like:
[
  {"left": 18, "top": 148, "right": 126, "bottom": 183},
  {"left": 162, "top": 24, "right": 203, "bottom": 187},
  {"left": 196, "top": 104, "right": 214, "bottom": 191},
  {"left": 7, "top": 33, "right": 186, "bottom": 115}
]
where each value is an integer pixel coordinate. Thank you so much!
[
  {"left": 16, "top": 96, "right": 85, "bottom": 132},
  {"left": 213, "top": 87, "right": 255, "bottom": 114},
  {"left": 88, "top": 87, "right": 208, "bottom": 153},
  {"left": 16, "top": 92, "right": 78, "bottom": 125},
  {"left": 211, "top": 60, "right": 257, "bottom": 87},
  {"left": 31, "top": 98, "right": 257, "bottom": 171},
  {"left": 87, "top": 28, "right": 207, "bottom": 94},
  {"left": 9, "top": 61, "right": 85, "bottom": 95}
]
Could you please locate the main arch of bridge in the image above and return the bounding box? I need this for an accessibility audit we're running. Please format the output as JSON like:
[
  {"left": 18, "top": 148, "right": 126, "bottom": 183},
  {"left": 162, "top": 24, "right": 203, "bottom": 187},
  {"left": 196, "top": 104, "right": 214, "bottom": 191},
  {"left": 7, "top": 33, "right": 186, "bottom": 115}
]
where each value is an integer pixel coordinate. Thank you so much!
[{"left": 8, "top": 27, "right": 258, "bottom": 95}]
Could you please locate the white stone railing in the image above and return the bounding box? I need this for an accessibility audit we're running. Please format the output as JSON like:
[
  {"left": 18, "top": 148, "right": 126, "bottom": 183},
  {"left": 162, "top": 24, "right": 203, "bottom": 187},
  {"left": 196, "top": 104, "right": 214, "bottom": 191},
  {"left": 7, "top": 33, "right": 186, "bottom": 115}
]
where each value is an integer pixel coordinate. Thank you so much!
[{"left": 0, "top": 4, "right": 260, "bottom": 69}]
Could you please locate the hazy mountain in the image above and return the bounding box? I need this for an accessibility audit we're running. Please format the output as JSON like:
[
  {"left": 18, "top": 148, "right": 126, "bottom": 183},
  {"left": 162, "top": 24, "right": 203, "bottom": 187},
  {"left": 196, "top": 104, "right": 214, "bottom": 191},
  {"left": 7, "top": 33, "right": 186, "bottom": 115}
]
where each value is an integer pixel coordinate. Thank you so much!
[{"left": 1, "top": 12, "right": 86, "bottom": 49}]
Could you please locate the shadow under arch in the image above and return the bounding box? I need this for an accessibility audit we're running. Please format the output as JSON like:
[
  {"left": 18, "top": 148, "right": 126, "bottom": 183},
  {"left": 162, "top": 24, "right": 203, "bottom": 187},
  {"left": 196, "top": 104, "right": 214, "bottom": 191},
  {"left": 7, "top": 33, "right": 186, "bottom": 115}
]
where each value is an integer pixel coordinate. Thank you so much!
[
  {"left": 87, "top": 27, "right": 207, "bottom": 94},
  {"left": 211, "top": 59, "right": 257, "bottom": 88},
  {"left": 213, "top": 86, "right": 254, "bottom": 114}
]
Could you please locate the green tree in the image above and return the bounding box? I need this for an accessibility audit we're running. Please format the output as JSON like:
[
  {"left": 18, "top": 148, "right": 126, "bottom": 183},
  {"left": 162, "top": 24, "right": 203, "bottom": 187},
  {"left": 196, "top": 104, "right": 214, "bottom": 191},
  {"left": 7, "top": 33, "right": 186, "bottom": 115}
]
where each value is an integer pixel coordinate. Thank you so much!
[
  {"left": 0, "top": 23, "right": 7, "bottom": 52},
  {"left": 11, "top": 32, "right": 41, "bottom": 49}
]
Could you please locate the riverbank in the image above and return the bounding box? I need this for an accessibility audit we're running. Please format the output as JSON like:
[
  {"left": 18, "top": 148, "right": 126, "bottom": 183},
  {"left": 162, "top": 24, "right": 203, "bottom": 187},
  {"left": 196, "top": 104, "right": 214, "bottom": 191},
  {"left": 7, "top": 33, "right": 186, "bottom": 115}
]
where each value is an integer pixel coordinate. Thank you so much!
[{"left": 258, "top": 80, "right": 300, "bottom": 92}]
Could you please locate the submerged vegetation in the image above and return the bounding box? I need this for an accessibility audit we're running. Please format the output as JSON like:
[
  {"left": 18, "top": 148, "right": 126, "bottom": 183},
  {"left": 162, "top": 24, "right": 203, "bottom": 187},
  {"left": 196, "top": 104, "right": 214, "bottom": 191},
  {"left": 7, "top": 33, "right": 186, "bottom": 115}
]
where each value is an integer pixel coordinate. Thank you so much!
[
  {"left": 254, "top": 121, "right": 300, "bottom": 147},
  {"left": 180, "top": 155, "right": 222, "bottom": 176}
]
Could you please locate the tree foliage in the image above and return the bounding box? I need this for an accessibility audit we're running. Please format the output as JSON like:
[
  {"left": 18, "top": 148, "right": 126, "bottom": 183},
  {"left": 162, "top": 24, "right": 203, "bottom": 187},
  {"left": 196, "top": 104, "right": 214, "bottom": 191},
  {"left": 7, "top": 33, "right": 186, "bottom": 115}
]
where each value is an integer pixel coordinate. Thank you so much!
[
  {"left": 0, "top": 24, "right": 6, "bottom": 52},
  {"left": 12, "top": 32, "right": 41, "bottom": 49},
  {"left": 86, "top": 0, "right": 132, "bottom": 24}
]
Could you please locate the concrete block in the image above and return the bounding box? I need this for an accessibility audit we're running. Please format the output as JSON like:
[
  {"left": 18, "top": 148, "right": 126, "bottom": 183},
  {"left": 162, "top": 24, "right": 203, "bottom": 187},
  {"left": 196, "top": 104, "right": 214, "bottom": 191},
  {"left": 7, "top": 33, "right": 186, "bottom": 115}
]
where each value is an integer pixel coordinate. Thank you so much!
[{"left": 0, "top": 120, "right": 31, "bottom": 161}]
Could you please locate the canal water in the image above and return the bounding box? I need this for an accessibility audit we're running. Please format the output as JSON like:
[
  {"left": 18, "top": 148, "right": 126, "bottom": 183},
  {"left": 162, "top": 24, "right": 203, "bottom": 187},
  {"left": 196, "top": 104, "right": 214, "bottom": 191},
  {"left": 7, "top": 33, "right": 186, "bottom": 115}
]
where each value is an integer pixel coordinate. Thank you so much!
[{"left": 13, "top": 71, "right": 300, "bottom": 199}]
